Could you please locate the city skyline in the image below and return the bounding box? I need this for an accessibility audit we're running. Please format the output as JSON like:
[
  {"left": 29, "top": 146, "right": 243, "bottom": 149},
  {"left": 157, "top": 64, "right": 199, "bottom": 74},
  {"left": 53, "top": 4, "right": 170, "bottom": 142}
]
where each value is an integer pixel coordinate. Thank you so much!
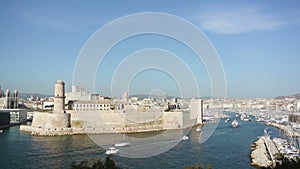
[{"left": 1, "top": 1, "right": 300, "bottom": 98}]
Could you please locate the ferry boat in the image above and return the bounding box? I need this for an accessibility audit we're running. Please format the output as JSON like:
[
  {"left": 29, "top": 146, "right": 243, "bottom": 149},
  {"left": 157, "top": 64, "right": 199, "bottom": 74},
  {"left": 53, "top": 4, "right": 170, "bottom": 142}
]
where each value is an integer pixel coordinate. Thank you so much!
[
  {"left": 105, "top": 147, "right": 119, "bottom": 155},
  {"left": 231, "top": 119, "right": 239, "bottom": 128}
]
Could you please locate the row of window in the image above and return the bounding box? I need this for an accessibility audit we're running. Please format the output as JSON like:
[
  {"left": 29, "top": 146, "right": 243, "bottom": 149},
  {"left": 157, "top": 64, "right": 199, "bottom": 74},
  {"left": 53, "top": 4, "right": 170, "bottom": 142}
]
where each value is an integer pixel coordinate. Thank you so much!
[
  {"left": 74, "top": 104, "right": 110, "bottom": 108},
  {"left": 74, "top": 108, "right": 110, "bottom": 111}
]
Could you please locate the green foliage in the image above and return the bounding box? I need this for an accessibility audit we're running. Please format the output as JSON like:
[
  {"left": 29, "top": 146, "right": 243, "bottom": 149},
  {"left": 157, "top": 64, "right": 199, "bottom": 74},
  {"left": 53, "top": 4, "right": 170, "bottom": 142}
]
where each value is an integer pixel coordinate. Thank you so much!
[
  {"left": 71, "top": 156, "right": 122, "bottom": 169},
  {"left": 104, "top": 156, "right": 117, "bottom": 169},
  {"left": 184, "top": 163, "right": 213, "bottom": 169},
  {"left": 206, "top": 163, "right": 213, "bottom": 169}
]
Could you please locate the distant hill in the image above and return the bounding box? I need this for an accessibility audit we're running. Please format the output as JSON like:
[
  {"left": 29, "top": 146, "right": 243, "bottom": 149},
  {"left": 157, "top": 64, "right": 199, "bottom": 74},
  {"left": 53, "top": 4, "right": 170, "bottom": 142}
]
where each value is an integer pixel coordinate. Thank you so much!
[
  {"left": 276, "top": 93, "right": 300, "bottom": 99},
  {"left": 18, "top": 93, "right": 52, "bottom": 100},
  {"left": 129, "top": 94, "right": 177, "bottom": 100},
  {"left": 129, "top": 94, "right": 211, "bottom": 100}
]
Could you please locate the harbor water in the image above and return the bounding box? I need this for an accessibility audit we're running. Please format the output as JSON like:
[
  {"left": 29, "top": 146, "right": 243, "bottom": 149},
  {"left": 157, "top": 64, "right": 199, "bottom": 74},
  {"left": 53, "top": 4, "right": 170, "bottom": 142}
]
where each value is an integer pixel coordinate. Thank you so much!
[{"left": 0, "top": 112, "right": 282, "bottom": 169}]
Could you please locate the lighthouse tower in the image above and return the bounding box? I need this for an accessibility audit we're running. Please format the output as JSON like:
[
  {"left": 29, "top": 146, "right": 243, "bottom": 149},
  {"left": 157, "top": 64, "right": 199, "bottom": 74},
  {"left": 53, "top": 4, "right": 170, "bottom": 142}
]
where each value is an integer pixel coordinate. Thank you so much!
[{"left": 53, "top": 80, "right": 65, "bottom": 114}]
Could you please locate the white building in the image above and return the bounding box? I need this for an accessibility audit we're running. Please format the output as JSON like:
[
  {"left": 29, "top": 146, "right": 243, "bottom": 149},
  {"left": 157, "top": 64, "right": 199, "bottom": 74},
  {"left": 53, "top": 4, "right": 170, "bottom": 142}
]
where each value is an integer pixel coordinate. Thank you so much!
[
  {"left": 72, "top": 100, "right": 114, "bottom": 111},
  {"left": 65, "top": 85, "right": 92, "bottom": 102}
]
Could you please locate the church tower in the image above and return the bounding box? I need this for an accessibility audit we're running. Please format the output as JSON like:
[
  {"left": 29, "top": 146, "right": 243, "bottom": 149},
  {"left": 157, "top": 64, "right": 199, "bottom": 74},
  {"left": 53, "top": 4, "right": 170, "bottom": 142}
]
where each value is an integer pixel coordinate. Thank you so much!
[
  {"left": 5, "top": 89, "right": 10, "bottom": 109},
  {"left": 13, "top": 89, "right": 18, "bottom": 109}
]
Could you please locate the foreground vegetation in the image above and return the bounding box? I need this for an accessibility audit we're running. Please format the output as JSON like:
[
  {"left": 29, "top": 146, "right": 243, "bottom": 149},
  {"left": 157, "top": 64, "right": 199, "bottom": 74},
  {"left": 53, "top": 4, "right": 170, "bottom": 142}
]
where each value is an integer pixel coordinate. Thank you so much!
[
  {"left": 184, "top": 163, "right": 212, "bottom": 169},
  {"left": 71, "top": 157, "right": 213, "bottom": 169},
  {"left": 71, "top": 156, "right": 122, "bottom": 169}
]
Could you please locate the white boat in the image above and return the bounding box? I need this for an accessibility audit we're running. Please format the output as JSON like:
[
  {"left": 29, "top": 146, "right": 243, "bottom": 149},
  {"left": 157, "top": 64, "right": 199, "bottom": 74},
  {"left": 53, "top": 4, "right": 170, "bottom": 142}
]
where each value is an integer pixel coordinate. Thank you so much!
[
  {"left": 105, "top": 147, "right": 119, "bottom": 155},
  {"left": 0, "top": 130, "right": 3, "bottom": 133},
  {"left": 225, "top": 118, "right": 230, "bottom": 123},
  {"left": 243, "top": 117, "right": 251, "bottom": 121},
  {"left": 231, "top": 119, "right": 239, "bottom": 128},
  {"left": 182, "top": 135, "right": 189, "bottom": 140},
  {"left": 196, "top": 128, "right": 202, "bottom": 132},
  {"left": 114, "top": 142, "right": 130, "bottom": 147}
]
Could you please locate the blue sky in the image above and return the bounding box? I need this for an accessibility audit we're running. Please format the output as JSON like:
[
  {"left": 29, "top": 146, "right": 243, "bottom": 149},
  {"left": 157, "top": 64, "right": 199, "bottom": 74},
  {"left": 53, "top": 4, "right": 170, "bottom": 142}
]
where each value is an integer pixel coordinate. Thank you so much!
[{"left": 0, "top": 0, "right": 300, "bottom": 98}]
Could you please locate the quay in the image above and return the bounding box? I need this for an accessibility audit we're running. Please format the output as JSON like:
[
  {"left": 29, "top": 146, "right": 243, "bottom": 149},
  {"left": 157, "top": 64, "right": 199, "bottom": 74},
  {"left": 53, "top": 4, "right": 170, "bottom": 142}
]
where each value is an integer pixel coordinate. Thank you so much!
[{"left": 267, "top": 122, "right": 300, "bottom": 137}]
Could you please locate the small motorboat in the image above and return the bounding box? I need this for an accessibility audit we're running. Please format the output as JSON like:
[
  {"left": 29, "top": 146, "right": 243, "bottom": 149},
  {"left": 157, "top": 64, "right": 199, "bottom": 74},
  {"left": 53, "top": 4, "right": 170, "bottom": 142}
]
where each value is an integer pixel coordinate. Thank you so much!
[
  {"left": 196, "top": 127, "right": 202, "bottom": 132},
  {"left": 105, "top": 147, "right": 119, "bottom": 155},
  {"left": 182, "top": 135, "right": 189, "bottom": 140},
  {"left": 114, "top": 142, "right": 130, "bottom": 147}
]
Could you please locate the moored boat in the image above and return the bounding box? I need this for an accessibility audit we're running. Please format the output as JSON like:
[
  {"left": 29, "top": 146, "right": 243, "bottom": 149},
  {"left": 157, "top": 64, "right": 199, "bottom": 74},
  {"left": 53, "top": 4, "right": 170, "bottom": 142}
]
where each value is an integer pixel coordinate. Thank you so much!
[
  {"left": 225, "top": 118, "right": 230, "bottom": 123},
  {"left": 231, "top": 119, "right": 239, "bottom": 128},
  {"left": 196, "top": 128, "right": 202, "bottom": 132},
  {"left": 182, "top": 135, "right": 189, "bottom": 140}
]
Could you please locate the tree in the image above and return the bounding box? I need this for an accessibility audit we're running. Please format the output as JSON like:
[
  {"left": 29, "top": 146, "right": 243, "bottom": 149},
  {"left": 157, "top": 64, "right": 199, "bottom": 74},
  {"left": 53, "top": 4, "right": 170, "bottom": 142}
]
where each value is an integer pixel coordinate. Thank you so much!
[
  {"left": 71, "top": 156, "right": 122, "bottom": 169},
  {"left": 104, "top": 156, "right": 117, "bottom": 169}
]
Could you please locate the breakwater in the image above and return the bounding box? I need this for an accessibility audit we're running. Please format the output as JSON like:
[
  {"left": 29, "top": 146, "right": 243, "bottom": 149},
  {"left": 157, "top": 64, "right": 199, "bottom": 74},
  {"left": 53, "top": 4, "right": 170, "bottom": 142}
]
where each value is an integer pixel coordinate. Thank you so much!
[{"left": 251, "top": 136, "right": 279, "bottom": 168}]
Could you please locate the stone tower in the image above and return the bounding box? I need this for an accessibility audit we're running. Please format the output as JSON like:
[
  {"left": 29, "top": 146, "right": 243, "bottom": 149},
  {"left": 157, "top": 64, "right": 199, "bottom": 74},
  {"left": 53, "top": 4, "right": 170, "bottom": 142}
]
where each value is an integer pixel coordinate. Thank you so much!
[
  {"left": 28, "top": 80, "right": 71, "bottom": 135},
  {"left": 53, "top": 80, "right": 65, "bottom": 114}
]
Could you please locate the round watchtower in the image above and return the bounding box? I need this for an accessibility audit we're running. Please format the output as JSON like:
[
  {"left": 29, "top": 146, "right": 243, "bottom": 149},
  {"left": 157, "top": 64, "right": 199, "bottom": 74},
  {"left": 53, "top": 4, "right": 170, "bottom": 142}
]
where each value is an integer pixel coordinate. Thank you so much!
[{"left": 53, "top": 80, "right": 65, "bottom": 114}]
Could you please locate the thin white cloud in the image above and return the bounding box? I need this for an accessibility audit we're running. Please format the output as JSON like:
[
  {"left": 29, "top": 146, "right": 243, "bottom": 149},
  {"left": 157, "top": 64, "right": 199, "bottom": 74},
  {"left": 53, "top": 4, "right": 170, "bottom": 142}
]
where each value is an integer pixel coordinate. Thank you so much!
[
  {"left": 19, "top": 9, "right": 111, "bottom": 32},
  {"left": 24, "top": 11, "right": 74, "bottom": 31},
  {"left": 196, "top": 6, "right": 299, "bottom": 34}
]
